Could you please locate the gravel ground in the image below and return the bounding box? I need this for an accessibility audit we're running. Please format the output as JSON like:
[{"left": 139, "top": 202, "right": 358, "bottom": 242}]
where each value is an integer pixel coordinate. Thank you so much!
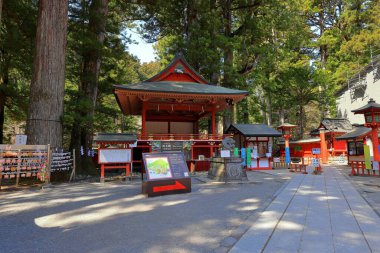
[{"left": 0, "top": 170, "right": 293, "bottom": 253}]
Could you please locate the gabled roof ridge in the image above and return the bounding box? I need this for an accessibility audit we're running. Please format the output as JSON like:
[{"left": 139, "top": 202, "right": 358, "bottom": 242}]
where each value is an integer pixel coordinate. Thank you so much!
[{"left": 145, "top": 53, "right": 209, "bottom": 84}]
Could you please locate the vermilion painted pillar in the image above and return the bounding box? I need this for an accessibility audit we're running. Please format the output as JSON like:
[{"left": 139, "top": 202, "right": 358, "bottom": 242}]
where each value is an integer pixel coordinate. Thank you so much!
[
  {"left": 211, "top": 109, "right": 216, "bottom": 136},
  {"left": 285, "top": 137, "right": 290, "bottom": 164},
  {"left": 371, "top": 128, "right": 380, "bottom": 161},
  {"left": 319, "top": 128, "right": 328, "bottom": 164},
  {"left": 141, "top": 101, "right": 146, "bottom": 138},
  {"left": 100, "top": 164, "right": 105, "bottom": 183}
]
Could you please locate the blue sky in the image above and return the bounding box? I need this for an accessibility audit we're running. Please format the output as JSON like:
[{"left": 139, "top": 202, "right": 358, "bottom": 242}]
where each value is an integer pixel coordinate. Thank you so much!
[{"left": 127, "top": 30, "right": 156, "bottom": 63}]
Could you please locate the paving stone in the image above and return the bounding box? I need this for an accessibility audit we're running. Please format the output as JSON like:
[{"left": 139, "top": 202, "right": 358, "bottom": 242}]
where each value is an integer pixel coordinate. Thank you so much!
[
  {"left": 230, "top": 166, "right": 380, "bottom": 253},
  {"left": 220, "top": 236, "right": 237, "bottom": 247}
]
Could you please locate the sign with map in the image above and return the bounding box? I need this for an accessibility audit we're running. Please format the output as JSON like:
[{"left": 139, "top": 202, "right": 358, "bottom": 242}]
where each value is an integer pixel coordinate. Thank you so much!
[
  {"left": 145, "top": 156, "right": 173, "bottom": 180},
  {"left": 142, "top": 152, "right": 191, "bottom": 197},
  {"left": 143, "top": 152, "right": 190, "bottom": 181}
]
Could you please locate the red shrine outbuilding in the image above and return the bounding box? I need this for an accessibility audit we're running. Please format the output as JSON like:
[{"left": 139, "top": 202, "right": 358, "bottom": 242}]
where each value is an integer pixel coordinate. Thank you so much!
[
  {"left": 279, "top": 118, "right": 352, "bottom": 161},
  {"left": 114, "top": 53, "right": 248, "bottom": 171}
]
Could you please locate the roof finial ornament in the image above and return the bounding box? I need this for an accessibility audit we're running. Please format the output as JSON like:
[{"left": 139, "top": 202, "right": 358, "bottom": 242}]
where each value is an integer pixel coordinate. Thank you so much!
[
  {"left": 369, "top": 98, "right": 375, "bottom": 104},
  {"left": 175, "top": 51, "right": 184, "bottom": 58}
]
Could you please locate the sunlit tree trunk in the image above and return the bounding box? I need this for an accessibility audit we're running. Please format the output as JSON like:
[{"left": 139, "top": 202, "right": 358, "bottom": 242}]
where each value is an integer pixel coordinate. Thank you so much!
[{"left": 26, "top": 0, "right": 68, "bottom": 147}]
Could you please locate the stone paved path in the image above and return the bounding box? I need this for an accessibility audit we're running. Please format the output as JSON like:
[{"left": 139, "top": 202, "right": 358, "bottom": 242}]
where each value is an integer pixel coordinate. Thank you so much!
[{"left": 230, "top": 165, "right": 380, "bottom": 253}]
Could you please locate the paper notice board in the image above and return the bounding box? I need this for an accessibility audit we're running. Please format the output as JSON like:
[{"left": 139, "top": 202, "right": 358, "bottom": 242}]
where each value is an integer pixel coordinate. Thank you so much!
[{"left": 98, "top": 149, "right": 131, "bottom": 163}]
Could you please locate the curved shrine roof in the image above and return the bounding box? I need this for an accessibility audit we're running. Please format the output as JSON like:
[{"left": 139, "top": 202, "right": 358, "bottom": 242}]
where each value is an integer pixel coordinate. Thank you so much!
[
  {"left": 351, "top": 99, "right": 380, "bottom": 114},
  {"left": 335, "top": 127, "right": 371, "bottom": 140},
  {"left": 114, "top": 53, "right": 248, "bottom": 116},
  {"left": 114, "top": 81, "right": 248, "bottom": 95},
  {"left": 226, "top": 124, "right": 282, "bottom": 137}
]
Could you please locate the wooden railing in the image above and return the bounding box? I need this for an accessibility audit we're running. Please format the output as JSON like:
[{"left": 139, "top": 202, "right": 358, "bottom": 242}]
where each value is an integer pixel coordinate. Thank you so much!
[
  {"left": 350, "top": 161, "right": 380, "bottom": 176},
  {"left": 138, "top": 133, "right": 233, "bottom": 141}
]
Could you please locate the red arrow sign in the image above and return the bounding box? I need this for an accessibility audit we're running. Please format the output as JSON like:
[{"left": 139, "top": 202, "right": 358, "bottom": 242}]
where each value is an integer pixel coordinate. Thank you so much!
[{"left": 153, "top": 181, "right": 187, "bottom": 193}]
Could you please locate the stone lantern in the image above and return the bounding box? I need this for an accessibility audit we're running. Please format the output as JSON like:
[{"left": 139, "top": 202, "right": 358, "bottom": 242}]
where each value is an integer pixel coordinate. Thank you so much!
[
  {"left": 352, "top": 98, "right": 380, "bottom": 161},
  {"left": 278, "top": 123, "right": 297, "bottom": 164}
]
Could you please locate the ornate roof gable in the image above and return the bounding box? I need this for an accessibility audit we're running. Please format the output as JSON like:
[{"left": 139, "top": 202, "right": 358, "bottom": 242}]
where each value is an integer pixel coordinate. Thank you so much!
[{"left": 145, "top": 53, "right": 208, "bottom": 84}]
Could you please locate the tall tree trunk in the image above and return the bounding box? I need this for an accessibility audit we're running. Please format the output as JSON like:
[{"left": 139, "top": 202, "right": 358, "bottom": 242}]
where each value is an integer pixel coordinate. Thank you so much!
[
  {"left": 0, "top": 67, "right": 8, "bottom": 144},
  {"left": 70, "top": 0, "right": 108, "bottom": 173},
  {"left": 26, "top": 0, "right": 68, "bottom": 147},
  {"left": 266, "top": 93, "right": 272, "bottom": 126},
  {"left": 279, "top": 108, "right": 285, "bottom": 124},
  {"left": 0, "top": 0, "right": 3, "bottom": 143},
  {"left": 0, "top": 91, "right": 5, "bottom": 144},
  {"left": 298, "top": 103, "right": 304, "bottom": 139},
  {"left": 243, "top": 99, "right": 249, "bottom": 123},
  {"left": 0, "top": 0, "right": 3, "bottom": 25},
  {"left": 222, "top": 0, "right": 234, "bottom": 129}
]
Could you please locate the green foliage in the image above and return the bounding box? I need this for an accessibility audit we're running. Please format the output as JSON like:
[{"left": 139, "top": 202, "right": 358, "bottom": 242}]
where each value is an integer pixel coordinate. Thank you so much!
[
  {"left": 1, "top": 0, "right": 380, "bottom": 147},
  {"left": 0, "top": 0, "right": 37, "bottom": 143}
]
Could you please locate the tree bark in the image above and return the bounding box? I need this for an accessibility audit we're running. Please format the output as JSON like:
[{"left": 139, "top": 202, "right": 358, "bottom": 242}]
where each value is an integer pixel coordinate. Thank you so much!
[
  {"left": 70, "top": 0, "right": 108, "bottom": 173},
  {"left": 0, "top": 67, "right": 8, "bottom": 144},
  {"left": 0, "top": 91, "right": 5, "bottom": 144},
  {"left": 0, "top": 0, "right": 3, "bottom": 143},
  {"left": 26, "top": 0, "right": 68, "bottom": 147},
  {"left": 0, "top": 0, "right": 3, "bottom": 25},
  {"left": 266, "top": 93, "right": 272, "bottom": 126},
  {"left": 222, "top": 0, "right": 235, "bottom": 129},
  {"left": 0, "top": 0, "right": 6, "bottom": 144},
  {"left": 298, "top": 103, "right": 305, "bottom": 139}
]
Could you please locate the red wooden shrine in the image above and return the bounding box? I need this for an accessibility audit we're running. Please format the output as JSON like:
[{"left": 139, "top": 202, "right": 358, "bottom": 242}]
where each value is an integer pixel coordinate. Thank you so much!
[
  {"left": 279, "top": 118, "right": 352, "bottom": 162},
  {"left": 225, "top": 124, "right": 282, "bottom": 170},
  {"left": 114, "top": 53, "right": 248, "bottom": 171},
  {"left": 335, "top": 126, "right": 372, "bottom": 164}
]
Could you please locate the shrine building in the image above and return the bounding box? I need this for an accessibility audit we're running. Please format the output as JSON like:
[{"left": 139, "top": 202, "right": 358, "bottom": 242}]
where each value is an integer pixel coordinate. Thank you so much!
[{"left": 114, "top": 54, "right": 248, "bottom": 171}]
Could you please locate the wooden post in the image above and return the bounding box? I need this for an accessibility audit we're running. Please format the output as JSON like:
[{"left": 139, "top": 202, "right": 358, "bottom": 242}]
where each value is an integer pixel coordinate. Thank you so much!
[
  {"left": 100, "top": 164, "right": 105, "bottom": 183},
  {"left": 16, "top": 149, "right": 21, "bottom": 187},
  {"left": 319, "top": 128, "right": 328, "bottom": 164},
  {"left": 211, "top": 109, "right": 216, "bottom": 136},
  {"left": 69, "top": 149, "right": 76, "bottom": 182},
  {"left": 47, "top": 144, "right": 53, "bottom": 184},
  {"left": 142, "top": 101, "right": 146, "bottom": 138},
  {"left": 126, "top": 163, "right": 130, "bottom": 180},
  {"left": 371, "top": 127, "right": 380, "bottom": 161}
]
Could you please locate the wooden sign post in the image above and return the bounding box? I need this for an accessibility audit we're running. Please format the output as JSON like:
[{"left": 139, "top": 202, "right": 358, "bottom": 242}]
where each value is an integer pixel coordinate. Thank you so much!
[{"left": 98, "top": 148, "right": 132, "bottom": 183}]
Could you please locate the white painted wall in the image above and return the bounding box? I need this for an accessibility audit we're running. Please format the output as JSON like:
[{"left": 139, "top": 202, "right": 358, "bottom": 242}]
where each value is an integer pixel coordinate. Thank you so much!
[{"left": 336, "top": 67, "right": 380, "bottom": 125}]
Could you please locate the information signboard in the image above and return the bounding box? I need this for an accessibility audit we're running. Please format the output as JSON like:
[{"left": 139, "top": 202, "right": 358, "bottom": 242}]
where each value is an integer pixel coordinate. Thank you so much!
[
  {"left": 221, "top": 150, "right": 231, "bottom": 158},
  {"left": 312, "top": 158, "right": 320, "bottom": 167},
  {"left": 161, "top": 141, "right": 183, "bottom": 152},
  {"left": 15, "top": 135, "right": 27, "bottom": 145},
  {"left": 98, "top": 149, "right": 131, "bottom": 163},
  {"left": 312, "top": 148, "right": 321, "bottom": 155},
  {"left": 142, "top": 152, "right": 191, "bottom": 197},
  {"left": 143, "top": 152, "right": 190, "bottom": 180},
  {"left": 151, "top": 141, "right": 191, "bottom": 160}
]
